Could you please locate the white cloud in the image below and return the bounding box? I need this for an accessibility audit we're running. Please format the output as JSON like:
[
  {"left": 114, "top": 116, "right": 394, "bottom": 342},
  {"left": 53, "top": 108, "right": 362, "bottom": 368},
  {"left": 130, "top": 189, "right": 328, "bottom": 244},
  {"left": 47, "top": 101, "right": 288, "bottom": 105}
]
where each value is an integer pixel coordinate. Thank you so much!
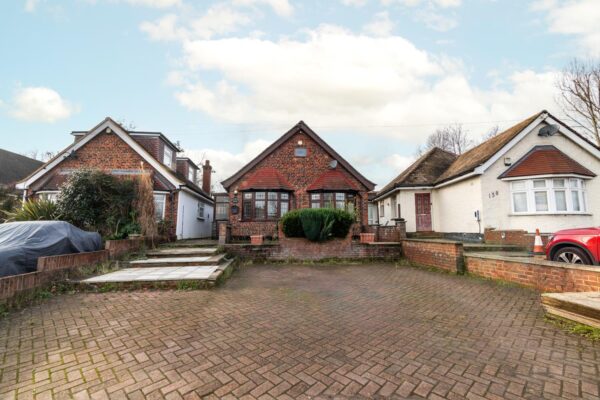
[
  {"left": 140, "top": 14, "right": 185, "bottom": 41},
  {"left": 384, "top": 154, "right": 414, "bottom": 171},
  {"left": 164, "top": 24, "right": 560, "bottom": 144},
  {"left": 24, "top": 0, "right": 40, "bottom": 12},
  {"left": 533, "top": 0, "right": 600, "bottom": 57},
  {"left": 232, "top": 0, "right": 293, "bottom": 16},
  {"left": 415, "top": 10, "right": 458, "bottom": 31},
  {"left": 183, "top": 139, "right": 272, "bottom": 190},
  {"left": 392, "top": 0, "right": 461, "bottom": 7},
  {"left": 125, "top": 0, "right": 180, "bottom": 6},
  {"left": 340, "top": 0, "right": 369, "bottom": 6},
  {"left": 363, "top": 11, "right": 394, "bottom": 37},
  {"left": 9, "top": 87, "right": 77, "bottom": 123}
]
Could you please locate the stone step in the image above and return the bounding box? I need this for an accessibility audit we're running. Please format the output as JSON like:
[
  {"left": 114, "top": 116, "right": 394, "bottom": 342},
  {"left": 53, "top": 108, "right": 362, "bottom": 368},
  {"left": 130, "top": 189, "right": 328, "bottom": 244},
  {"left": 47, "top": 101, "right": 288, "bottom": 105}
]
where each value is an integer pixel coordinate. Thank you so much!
[
  {"left": 162, "top": 240, "right": 219, "bottom": 248},
  {"left": 542, "top": 292, "right": 600, "bottom": 329},
  {"left": 146, "top": 248, "right": 219, "bottom": 258},
  {"left": 77, "top": 259, "right": 236, "bottom": 290},
  {"left": 129, "top": 254, "right": 226, "bottom": 267}
]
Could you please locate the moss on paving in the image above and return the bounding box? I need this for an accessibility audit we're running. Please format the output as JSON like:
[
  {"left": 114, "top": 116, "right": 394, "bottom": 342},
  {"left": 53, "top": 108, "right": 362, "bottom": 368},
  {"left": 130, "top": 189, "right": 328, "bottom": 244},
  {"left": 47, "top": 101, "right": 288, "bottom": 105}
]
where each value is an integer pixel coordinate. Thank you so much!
[{"left": 545, "top": 315, "right": 600, "bottom": 342}]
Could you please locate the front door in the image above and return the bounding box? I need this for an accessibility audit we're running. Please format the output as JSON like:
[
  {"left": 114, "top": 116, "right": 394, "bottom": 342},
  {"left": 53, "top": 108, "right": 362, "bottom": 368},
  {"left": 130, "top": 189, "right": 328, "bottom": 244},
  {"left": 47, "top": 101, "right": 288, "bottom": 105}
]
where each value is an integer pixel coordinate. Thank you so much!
[{"left": 415, "top": 193, "right": 432, "bottom": 232}]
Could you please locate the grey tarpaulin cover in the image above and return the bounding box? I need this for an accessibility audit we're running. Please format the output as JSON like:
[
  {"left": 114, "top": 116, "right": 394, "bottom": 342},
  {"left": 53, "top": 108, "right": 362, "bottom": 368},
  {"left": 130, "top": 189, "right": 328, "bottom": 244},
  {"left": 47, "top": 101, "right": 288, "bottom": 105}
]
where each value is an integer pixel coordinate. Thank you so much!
[{"left": 0, "top": 221, "right": 102, "bottom": 277}]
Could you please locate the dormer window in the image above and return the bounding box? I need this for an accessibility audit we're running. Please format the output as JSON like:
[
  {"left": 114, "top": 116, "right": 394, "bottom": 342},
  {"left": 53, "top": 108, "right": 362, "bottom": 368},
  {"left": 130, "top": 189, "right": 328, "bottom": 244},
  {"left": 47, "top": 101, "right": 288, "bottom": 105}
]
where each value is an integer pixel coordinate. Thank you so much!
[{"left": 163, "top": 147, "right": 173, "bottom": 168}]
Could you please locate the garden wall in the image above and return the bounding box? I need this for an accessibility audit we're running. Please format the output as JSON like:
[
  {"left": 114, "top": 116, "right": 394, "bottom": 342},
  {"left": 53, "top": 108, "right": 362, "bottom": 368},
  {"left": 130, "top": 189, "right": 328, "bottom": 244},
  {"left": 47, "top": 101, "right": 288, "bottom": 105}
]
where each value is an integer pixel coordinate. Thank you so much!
[
  {"left": 484, "top": 228, "right": 550, "bottom": 250},
  {"left": 225, "top": 235, "right": 402, "bottom": 261},
  {"left": 465, "top": 253, "right": 600, "bottom": 292},
  {"left": 402, "top": 239, "right": 465, "bottom": 273},
  {"left": 38, "top": 250, "right": 109, "bottom": 272},
  {"left": 105, "top": 236, "right": 165, "bottom": 258}
]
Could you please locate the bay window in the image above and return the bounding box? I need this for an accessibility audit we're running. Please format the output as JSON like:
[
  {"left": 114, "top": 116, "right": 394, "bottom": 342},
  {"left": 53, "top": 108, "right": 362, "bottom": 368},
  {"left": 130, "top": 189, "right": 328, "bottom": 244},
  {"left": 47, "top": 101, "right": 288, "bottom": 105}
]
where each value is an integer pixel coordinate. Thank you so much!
[
  {"left": 510, "top": 178, "right": 588, "bottom": 214},
  {"left": 242, "top": 192, "right": 290, "bottom": 221},
  {"left": 310, "top": 192, "right": 355, "bottom": 213}
]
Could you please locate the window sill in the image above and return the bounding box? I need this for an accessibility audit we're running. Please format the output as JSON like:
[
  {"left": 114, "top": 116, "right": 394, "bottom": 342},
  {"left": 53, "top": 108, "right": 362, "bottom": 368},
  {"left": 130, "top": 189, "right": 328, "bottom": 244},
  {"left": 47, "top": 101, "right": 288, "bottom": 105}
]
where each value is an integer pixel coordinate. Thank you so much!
[{"left": 509, "top": 212, "right": 592, "bottom": 216}]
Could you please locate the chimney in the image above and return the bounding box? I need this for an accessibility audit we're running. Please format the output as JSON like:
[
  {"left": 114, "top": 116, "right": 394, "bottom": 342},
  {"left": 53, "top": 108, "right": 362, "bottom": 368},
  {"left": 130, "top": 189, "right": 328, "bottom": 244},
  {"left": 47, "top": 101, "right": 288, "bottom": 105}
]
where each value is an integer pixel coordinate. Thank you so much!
[{"left": 202, "top": 160, "right": 212, "bottom": 194}]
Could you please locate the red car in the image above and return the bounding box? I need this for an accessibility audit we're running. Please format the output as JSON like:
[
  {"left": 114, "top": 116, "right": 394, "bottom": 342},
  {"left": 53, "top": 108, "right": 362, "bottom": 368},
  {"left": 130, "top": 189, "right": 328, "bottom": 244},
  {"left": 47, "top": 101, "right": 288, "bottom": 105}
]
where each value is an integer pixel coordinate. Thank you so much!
[{"left": 546, "top": 227, "right": 600, "bottom": 265}]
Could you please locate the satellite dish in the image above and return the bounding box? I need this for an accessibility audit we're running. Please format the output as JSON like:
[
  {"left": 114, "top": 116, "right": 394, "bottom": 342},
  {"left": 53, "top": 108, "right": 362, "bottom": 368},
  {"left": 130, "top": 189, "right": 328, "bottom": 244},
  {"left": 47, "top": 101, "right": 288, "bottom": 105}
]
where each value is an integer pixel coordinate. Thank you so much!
[
  {"left": 538, "top": 124, "right": 559, "bottom": 137},
  {"left": 328, "top": 160, "right": 338, "bottom": 169}
]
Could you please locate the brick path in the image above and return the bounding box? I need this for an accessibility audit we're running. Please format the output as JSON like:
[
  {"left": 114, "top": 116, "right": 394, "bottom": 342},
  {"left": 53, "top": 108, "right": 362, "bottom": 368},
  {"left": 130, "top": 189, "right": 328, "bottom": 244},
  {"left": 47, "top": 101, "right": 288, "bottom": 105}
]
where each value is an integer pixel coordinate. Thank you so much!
[{"left": 1, "top": 263, "right": 600, "bottom": 399}]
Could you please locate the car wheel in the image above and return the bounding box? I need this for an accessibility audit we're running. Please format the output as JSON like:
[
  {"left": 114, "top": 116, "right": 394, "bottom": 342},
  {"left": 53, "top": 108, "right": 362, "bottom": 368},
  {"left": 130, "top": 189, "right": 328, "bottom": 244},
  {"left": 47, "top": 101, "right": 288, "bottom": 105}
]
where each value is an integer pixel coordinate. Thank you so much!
[{"left": 553, "top": 247, "right": 592, "bottom": 265}]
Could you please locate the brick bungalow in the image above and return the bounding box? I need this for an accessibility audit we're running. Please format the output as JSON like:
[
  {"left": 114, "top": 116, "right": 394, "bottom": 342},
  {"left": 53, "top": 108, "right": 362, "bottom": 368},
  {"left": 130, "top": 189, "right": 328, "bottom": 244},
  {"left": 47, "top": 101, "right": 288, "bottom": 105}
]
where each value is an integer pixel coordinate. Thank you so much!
[
  {"left": 375, "top": 111, "right": 600, "bottom": 243},
  {"left": 221, "top": 121, "right": 375, "bottom": 239},
  {"left": 16, "top": 117, "right": 214, "bottom": 239}
]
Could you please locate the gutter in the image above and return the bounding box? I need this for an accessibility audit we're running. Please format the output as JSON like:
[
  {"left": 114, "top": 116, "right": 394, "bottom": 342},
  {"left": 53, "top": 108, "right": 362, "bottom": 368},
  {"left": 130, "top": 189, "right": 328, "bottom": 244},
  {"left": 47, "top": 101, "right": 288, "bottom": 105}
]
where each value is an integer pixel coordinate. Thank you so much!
[{"left": 372, "top": 185, "right": 435, "bottom": 202}]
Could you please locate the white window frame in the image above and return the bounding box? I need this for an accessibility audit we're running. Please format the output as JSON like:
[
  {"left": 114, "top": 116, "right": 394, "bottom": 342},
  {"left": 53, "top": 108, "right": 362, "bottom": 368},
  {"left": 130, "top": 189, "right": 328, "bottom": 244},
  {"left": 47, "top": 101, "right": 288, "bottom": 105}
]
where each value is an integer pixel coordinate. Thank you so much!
[
  {"left": 163, "top": 147, "right": 173, "bottom": 169},
  {"left": 153, "top": 193, "right": 167, "bottom": 220},
  {"left": 188, "top": 167, "right": 195, "bottom": 182},
  {"left": 37, "top": 191, "right": 59, "bottom": 203},
  {"left": 509, "top": 177, "right": 589, "bottom": 215},
  {"left": 197, "top": 201, "right": 205, "bottom": 220}
]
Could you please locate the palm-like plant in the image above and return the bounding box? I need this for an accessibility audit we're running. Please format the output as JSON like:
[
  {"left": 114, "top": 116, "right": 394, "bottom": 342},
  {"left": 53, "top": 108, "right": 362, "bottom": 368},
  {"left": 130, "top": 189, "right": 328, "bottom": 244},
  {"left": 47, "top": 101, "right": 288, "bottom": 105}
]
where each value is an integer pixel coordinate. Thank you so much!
[{"left": 3, "top": 199, "right": 58, "bottom": 222}]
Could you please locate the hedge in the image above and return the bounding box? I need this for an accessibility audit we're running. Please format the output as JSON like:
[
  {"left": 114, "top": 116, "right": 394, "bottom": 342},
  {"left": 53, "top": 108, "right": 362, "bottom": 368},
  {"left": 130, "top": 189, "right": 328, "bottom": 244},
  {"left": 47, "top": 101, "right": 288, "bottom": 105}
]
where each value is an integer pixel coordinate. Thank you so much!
[{"left": 281, "top": 208, "right": 354, "bottom": 242}]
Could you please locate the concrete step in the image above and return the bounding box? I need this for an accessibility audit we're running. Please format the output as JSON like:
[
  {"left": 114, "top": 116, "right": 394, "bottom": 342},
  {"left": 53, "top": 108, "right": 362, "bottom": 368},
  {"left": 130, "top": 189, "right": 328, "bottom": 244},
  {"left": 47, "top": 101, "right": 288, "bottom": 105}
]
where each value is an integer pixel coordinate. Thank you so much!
[
  {"left": 542, "top": 292, "right": 600, "bottom": 329},
  {"left": 146, "top": 248, "right": 219, "bottom": 258},
  {"left": 129, "top": 254, "right": 226, "bottom": 267},
  {"left": 78, "top": 259, "right": 236, "bottom": 290},
  {"left": 162, "top": 240, "right": 219, "bottom": 248},
  {"left": 407, "top": 232, "right": 444, "bottom": 239}
]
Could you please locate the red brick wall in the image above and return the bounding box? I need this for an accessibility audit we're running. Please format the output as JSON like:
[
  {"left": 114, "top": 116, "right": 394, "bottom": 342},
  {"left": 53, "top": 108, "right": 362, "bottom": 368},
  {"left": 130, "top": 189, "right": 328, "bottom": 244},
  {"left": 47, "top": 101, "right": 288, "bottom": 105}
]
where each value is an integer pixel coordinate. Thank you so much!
[
  {"left": 376, "top": 224, "right": 406, "bottom": 242},
  {"left": 465, "top": 254, "right": 600, "bottom": 292},
  {"left": 484, "top": 228, "right": 550, "bottom": 250},
  {"left": 226, "top": 130, "right": 371, "bottom": 238},
  {"left": 132, "top": 136, "right": 160, "bottom": 160},
  {"left": 37, "top": 250, "right": 109, "bottom": 272},
  {"left": 224, "top": 239, "right": 402, "bottom": 261},
  {"left": 402, "top": 239, "right": 464, "bottom": 273},
  {"left": 105, "top": 237, "right": 166, "bottom": 258}
]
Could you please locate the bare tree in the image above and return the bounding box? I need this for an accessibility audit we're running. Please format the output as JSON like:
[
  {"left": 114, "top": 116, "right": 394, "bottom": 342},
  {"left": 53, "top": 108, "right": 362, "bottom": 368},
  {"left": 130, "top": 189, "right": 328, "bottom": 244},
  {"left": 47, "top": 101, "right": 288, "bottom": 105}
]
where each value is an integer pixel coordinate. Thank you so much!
[
  {"left": 25, "top": 150, "right": 57, "bottom": 162},
  {"left": 416, "top": 124, "right": 473, "bottom": 156},
  {"left": 481, "top": 125, "right": 500, "bottom": 142},
  {"left": 556, "top": 59, "right": 600, "bottom": 145}
]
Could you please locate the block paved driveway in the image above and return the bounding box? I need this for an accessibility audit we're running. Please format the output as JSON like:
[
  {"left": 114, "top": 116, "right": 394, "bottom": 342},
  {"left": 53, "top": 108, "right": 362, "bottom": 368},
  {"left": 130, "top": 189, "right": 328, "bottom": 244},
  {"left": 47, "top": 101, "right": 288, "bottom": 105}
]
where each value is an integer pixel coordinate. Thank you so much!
[{"left": 1, "top": 263, "right": 600, "bottom": 399}]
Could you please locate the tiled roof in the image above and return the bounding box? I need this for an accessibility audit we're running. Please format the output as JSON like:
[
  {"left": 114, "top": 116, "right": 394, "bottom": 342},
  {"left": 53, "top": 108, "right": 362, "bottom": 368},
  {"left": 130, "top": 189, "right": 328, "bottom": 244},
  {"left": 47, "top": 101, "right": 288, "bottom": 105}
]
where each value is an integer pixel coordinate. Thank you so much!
[
  {"left": 499, "top": 145, "right": 596, "bottom": 179},
  {"left": 435, "top": 111, "right": 545, "bottom": 184},
  {"left": 306, "top": 169, "right": 360, "bottom": 192},
  {"left": 0, "top": 148, "right": 43, "bottom": 186},
  {"left": 238, "top": 167, "right": 294, "bottom": 191},
  {"left": 376, "top": 148, "right": 457, "bottom": 199}
]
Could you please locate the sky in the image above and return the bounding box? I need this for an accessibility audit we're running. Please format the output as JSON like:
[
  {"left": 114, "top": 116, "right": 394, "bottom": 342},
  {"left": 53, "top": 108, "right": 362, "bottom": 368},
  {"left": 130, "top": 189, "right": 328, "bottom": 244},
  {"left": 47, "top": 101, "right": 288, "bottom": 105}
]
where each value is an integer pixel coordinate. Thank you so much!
[{"left": 1, "top": 0, "right": 599, "bottom": 189}]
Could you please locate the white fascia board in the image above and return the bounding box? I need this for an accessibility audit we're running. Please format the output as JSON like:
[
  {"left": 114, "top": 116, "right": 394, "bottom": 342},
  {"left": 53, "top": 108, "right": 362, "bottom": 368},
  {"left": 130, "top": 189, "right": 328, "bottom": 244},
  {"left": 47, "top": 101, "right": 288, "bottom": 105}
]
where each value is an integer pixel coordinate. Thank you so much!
[
  {"left": 545, "top": 116, "right": 600, "bottom": 159},
  {"left": 434, "top": 171, "right": 480, "bottom": 188},
  {"left": 477, "top": 113, "right": 549, "bottom": 174},
  {"left": 373, "top": 186, "right": 434, "bottom": 201},
  {"left": 500, "top": 173, "right": 594, "bottom": 181},
  {"left": 180, "top": 186, "right": 214, "bottom": 204},
  {"left": 18, "top": 118, "right": 184, "bottom": 190}
]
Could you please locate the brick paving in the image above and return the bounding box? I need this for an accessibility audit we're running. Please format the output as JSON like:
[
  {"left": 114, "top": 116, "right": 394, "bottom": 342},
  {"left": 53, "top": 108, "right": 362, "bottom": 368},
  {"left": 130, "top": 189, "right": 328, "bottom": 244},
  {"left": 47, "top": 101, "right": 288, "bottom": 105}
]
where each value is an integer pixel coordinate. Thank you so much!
[{"left": 1, "top": 263, "right": 600, "bottom": 399}]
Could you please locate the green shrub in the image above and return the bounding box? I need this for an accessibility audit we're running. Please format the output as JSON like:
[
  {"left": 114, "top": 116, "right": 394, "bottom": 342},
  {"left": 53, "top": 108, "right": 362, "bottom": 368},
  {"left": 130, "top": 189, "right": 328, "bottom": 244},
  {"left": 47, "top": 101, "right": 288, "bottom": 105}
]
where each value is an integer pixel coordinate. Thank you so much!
[
  {"left": 280, "top": 208, "right": 355, "bottom": 242},
  {"left": 4, "top": 199, "right": 58, "bottom": 221},
  {"left": 56, "top": 170, "right": 137, "bottom": 237},
  {"left": 280, "top": 209, "right": 304, "bottom": 237}
]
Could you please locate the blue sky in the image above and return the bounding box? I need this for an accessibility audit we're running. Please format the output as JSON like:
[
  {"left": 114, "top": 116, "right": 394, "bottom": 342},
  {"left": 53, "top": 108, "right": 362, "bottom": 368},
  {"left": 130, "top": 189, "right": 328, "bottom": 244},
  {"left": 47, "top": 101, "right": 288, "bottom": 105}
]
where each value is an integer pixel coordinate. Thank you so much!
[{"left": 1, "top": 0, "right": 598, "bottom": 188}]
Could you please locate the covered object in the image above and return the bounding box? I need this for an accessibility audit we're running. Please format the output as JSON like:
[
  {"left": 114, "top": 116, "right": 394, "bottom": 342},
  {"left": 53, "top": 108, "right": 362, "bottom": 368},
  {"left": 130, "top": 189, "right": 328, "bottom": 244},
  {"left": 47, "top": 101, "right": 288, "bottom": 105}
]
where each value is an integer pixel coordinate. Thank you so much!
[{"left": 0, "top": 221, "right": 102, "bottom": 277}]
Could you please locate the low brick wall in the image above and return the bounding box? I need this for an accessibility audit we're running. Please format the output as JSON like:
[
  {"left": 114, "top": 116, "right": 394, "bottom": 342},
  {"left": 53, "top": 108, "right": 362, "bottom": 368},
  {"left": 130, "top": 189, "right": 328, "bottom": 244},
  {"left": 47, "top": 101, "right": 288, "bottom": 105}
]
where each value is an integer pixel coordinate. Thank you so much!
[
  {"left": 225, "top": 237, "right": 402, "bottom": 261},
  {"left": 402, "top": 239, "right": 465, "bottom": 274},
  {"left": 38, "top": 250, "right": 109, "bottom": 272},
  {"left": 105, "top": 237, "right": 164, "bottom": 258},
  {"left": 1, "top": 252, "right": 110, "bottom": 303},
  {"left": 484, "top": 228, "right": 550, "bottom": 250},
  {"left": 465, "top": 253, "right": 600, "bottom": 292},
  {"left": 376, "top": 223, "right": 406, "bottom": 242}
]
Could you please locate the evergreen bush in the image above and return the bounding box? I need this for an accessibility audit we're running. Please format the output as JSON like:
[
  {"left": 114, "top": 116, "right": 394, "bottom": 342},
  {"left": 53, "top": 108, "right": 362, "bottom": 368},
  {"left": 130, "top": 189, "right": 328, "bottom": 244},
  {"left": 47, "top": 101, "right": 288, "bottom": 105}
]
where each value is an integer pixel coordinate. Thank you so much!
[{"left": 280, "top": 208, "right": 355, "bottom": 242}]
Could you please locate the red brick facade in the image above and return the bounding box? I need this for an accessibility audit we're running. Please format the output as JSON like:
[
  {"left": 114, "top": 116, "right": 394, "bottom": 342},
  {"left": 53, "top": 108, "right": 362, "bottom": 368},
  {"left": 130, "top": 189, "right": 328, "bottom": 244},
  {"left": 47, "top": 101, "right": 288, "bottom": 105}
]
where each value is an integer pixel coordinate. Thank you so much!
[
  {"left": 224, "top": 126, "right": 374, "bottom": 239},
  {"left": 29, "top": 131, "right": 180, "bottom": 236}
]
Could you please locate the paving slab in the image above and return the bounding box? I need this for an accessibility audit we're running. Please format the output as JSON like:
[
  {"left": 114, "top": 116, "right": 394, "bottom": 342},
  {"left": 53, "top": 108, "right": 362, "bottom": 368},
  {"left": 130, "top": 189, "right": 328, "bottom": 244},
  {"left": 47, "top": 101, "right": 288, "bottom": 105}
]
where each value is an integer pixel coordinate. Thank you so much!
[
  {"left": 146, "top": 248, "right": 218, "bottom": 257},
  {"left": 82, "top": 266, "right": 220, "bottom": 282},
  {"left": 129, "top": 254, "right": 225, "bottom": 267},
  {"left": 542, "top": 292, "right": 600, "bottom": 329}
]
